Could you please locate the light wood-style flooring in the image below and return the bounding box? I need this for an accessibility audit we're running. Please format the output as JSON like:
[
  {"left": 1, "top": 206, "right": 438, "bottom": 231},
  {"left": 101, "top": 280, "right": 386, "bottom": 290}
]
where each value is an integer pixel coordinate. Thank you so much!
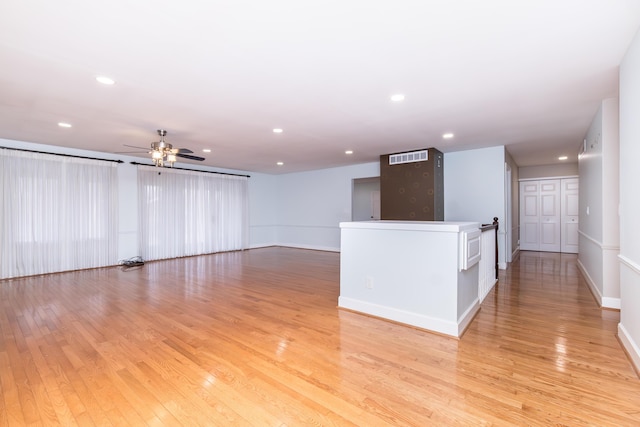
[{"left": 0, "top": 247, "right": 638, "bottom": 426}]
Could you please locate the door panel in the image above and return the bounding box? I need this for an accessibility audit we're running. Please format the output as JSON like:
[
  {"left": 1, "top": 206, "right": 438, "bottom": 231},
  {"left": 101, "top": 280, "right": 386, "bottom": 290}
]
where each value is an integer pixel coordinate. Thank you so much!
[
  {"left": 523, "top": 222, "right": 538, "bottom": 246},
  {"left": 539, "top": 180, "right": 560, "bottom": 252},
  {"left": 519, "top": 179, "right": 564, "bottom": 253},
  {"left": 561, "top": 178, "right": 579, "bottom": 253},
  {"left": 541, "top": 221, "right": 559, "bottom": 245},
  {"left": 520, "top": 181, "right": 540, "bottom": 251}
]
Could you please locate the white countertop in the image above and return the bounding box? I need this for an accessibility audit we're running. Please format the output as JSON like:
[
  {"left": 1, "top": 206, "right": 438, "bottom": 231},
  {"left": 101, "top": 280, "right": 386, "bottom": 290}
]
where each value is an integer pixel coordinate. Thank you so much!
[{"left": 339, "top": 220, "right": 480, "bottom": 233}]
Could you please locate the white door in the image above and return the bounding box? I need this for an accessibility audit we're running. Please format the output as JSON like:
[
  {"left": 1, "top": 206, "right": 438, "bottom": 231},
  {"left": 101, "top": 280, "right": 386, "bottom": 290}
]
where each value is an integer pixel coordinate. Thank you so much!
[
  {"left": 520, "top": 181, "right": 540, "bottom": 251},
  {"left": 371, "top": 190, "right": 381, "bottom": 220},
  {"left": 561, "top": 178, "right": 579, "bottom": 253},
  {"left": 538, "top": 180, "right": 561, "bottom": 252},
  {"left": 520, "top": 179, "right": 562, "bottom": 252}
]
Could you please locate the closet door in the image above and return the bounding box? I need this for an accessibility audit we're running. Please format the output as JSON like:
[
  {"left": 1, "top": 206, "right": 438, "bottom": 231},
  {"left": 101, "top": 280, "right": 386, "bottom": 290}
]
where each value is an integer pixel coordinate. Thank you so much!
[
  {"left": 519, "top": 179, "right": 562, "bottom": 252},
  {"left": 520, "top": 181, "right": 540, "bottom": 251},
  {"left": 538, "top": 180, "right": 561, "bottom": 252},
  {"left": 561, "top": 178, "right": 579, "bottom": 253}
]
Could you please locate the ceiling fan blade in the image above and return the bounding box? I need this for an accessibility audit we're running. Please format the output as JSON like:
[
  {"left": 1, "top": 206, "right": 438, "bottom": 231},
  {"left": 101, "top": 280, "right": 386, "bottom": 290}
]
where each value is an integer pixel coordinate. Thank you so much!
[
  {"left": 169, "top": 148, "right": 194, "bottom": 154},
  {"left": 176, "top": 153, "right": 205, "bottom": 161},
  {"left": 123, "top": 144, "right": 150, "bottom": 150},
  {"left": 114, "top": 150, "right": 149, "bottom": 154}
]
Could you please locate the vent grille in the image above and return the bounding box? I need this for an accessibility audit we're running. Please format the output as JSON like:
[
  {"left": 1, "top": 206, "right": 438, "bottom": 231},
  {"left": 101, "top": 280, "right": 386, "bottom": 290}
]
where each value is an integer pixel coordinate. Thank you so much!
[{"left": 389, "top": 150, "right": 428, "bottom": 165}]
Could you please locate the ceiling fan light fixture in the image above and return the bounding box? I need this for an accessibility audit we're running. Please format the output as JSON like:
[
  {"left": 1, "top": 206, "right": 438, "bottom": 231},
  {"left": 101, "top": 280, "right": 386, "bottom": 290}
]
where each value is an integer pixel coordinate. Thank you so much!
[{"left": 146, "top": 129, "right": 206, "bottom": 167}]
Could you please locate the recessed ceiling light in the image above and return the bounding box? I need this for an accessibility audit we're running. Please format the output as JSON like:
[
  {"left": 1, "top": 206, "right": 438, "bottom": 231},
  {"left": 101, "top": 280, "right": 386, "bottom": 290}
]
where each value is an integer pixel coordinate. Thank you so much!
[
  {"left": 442, "top": 133, "right": 454, "bottom": 139},
  {"left": 96, "top": 75, "right": 115, "bottom": 85},
  {"left": 277, "top": 161, "right": 284, "bottom": 166},
  {"left": 390, "top": 94, "right": 405, "bottom": 102},
  {"left": 202, "top": 149, "right": 211, "bottom": 153},
  {"left": 58, "top": 122, "right": 72, "bottom": 128},
  {"left": 558, "top": 156, "right": 568, "bottom": 160},
  {"left": 273, "top": 128, "right": 283, "bottom": 133},
  {"left": 345, "top": 150, "right": 353, "bottom": 155}
]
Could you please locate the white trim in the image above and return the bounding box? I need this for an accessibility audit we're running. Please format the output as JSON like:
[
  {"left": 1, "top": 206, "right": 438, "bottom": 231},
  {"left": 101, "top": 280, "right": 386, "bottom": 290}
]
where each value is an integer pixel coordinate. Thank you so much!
[
  {"left": 338, "top": 296, "right": 463, "bottom": 337},
  {"left": 619, "top": 254, "right": 640, "bottom": 274},
  {"left": 279, "top": 243, "right": 340, "bottom": 252},
  {"left": 518, "top": 175, "right": 579, "bottom": 182},
  {"left": 577, "top": 258, "right": 602, "bottom": 305},
  {"left": 578, "top": 230, "right": 620, "bottom": 251},
  {"left": 618, "top": 323, "right": 640, "bottom": 374},
  {"left": 602, "top": 297, "right": 622, "bottom": 309},
  {"left": 457, "top": 301, "right": 481, "bottom": 336},
  {"left": 249, "top": 242, "right": 278, "bottom": 249},
  {"left": 577, "top": 258, "right": 621, "bottom": 309}
]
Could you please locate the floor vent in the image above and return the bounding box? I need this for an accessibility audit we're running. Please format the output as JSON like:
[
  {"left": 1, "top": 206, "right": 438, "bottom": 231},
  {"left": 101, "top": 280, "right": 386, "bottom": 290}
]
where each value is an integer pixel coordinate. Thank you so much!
[{"left": 389, "top": 149, "right": 428, "bottom": 165}]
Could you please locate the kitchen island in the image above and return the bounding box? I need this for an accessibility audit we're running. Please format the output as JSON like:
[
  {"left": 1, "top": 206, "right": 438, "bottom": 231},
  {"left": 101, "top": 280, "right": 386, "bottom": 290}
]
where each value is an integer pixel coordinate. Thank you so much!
[{"left": 338, "top": 220, "right": 481, "bottom": 338}]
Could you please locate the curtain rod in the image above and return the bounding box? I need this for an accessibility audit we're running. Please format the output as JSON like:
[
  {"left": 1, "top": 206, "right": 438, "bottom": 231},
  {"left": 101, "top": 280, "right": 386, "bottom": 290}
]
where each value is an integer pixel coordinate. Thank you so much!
[
  {"left": 130, "top": 162, "right": 250, "bottom": 178},
  {"left": 0, "top": 145, "right": 124, "bottom": 164}
]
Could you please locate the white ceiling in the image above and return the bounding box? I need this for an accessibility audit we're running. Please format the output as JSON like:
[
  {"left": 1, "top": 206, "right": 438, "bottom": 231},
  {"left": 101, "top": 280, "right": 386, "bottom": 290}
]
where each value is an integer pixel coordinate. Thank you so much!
[{"left": 1, "top": 1, "right": 639, "bottom": 174}]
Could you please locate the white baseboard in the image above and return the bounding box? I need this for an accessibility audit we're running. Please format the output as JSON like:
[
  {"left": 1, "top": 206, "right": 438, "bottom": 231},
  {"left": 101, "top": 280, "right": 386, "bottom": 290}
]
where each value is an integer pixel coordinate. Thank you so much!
[
  {"left": 277, "top": 243, "right": 340, "bottom": 252},
  {"left": 457, "top": 300, "right": 481, "bottom": 336},
  {"left": 338, "top": 296, "right": 476, "bottom": 338},
  {"left": 577, "top": 258, "right": 602, "bottom": 305},
  {"left": 249, "top": 242, "right": 278, "bottom": 249},
  {"left": 618, "top": 323, "right": 640, "bottom": 374},
  {"left": 576, "top": 259, "right": 621, "bottom": 309}
]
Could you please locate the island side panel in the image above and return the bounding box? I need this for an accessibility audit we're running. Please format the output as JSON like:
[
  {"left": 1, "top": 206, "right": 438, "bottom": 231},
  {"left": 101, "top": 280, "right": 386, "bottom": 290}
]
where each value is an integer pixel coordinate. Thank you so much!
[{"left": 339, "top": 226, "right": 460, "bottom": 335}]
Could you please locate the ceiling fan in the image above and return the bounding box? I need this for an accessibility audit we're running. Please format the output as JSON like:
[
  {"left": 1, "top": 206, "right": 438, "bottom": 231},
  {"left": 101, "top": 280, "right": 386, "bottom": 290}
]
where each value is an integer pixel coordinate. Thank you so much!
[{"left": 123, "top": 129, "right": 205, "bottom": 167}]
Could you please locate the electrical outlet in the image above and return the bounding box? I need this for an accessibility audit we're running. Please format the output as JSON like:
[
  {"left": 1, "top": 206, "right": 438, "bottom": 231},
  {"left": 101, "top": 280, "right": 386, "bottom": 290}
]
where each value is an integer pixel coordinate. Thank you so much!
[{"left": 365, "top": 276, "right": 374, "bottom": 289}]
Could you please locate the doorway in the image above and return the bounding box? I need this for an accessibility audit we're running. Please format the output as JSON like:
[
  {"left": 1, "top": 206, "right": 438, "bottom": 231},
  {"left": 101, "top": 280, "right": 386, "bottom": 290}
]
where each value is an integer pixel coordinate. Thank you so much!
[{"left": 352, "top": 177, "right": 380, "bottom": 221}]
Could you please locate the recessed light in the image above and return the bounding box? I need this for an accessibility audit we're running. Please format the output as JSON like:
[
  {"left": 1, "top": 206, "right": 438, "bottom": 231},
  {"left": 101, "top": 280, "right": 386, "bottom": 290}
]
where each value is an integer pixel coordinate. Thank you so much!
[
  {"left": 273, "top": 128, "right": 283, "bottom": 133},
  {"left": 277, "top": 161, "right": 284, "bottom": 166},
  {"left": 558, "top": 156, "right": 568, "bottom": 160},
  {"left": 345, "top": 150, "right": 353, "bottom": 155},
  {"left": 442, "top": 133, "right": 454, "bottom": 139},
  {"left": 96, "top": 75, "right": 115, "bottom": 85},
  {"left": 58, "top": 122, "right": 72, "bottom": 128},
  {"left": 390, "top": 94, "right": 405, "bottom": 102},
  {"left": 202, "top": 149, "right": 211, "bottom": 153}
]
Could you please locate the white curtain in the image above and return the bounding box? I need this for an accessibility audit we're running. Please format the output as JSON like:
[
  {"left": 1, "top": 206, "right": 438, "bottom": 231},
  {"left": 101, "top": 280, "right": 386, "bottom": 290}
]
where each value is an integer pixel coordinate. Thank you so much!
[
  {"left": 0, "top": 149, "right": 118, "bottom": 279},
  {"left": 137, "top": 165, "right": 249, "bottom": 261}
]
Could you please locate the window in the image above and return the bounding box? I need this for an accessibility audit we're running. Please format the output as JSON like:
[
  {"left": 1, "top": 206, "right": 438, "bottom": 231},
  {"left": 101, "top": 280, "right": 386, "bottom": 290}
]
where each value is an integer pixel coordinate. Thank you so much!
[
  {"left": 137, "top": 166, "right": 248, "bottom": 261},
  {"left": 0, "top": 150, "right": 118, "bottom": 279}
]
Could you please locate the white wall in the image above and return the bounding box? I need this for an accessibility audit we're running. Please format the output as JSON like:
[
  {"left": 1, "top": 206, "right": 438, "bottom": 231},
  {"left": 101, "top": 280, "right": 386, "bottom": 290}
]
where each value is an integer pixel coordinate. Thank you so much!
[
  {"left": 275, "top": 162, "right": 379, "bottom": 251},
  {"left": 577, "top": 99, "right": 621, "bottom": 309},
  {"left": 519, "top": 163, "right": 578, "bottom": 180},
  {"left": 618, "top": 27, "right": 640, "bottom": 372},
  {"left": 444, "top": 146, "right": 508, "bottom": 268},
  {"left": 505, "top": 150, "right": 520, "bottom": 261},
  {"left": 248, "top": 172, "right": 278, "bottom": 248}
]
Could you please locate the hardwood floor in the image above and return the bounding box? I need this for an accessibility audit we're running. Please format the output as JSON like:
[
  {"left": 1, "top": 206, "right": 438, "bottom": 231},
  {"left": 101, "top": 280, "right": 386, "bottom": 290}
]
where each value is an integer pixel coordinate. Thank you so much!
[{"left": 0, "top": 248, "right": 638, "bottom": 426}]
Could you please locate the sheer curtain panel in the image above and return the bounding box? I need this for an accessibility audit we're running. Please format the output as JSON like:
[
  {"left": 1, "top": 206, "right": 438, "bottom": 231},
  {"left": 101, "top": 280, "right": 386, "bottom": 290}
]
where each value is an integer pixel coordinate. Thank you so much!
[
  {"left": 0, "top": 150, "right": 118, "bottom": 279},
  {"left": 137, "top": 166, "right": 249, "bottom": 260}
]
